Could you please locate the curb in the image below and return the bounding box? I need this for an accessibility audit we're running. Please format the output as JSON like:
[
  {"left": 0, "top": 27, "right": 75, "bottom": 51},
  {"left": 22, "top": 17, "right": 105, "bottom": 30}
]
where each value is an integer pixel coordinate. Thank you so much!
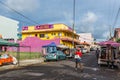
[{"left": 0, "top": 58, "right": 44, "bottom": 71}]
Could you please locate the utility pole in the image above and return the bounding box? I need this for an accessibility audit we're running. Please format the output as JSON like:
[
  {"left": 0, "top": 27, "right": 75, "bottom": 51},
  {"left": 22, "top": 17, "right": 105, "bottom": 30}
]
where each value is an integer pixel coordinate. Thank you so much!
[
  {"left": 72, "top": 0, "right": 75, "bottom": 48},
  {"left": 109, "top": 25, "right": 112, "bottom": 39}
]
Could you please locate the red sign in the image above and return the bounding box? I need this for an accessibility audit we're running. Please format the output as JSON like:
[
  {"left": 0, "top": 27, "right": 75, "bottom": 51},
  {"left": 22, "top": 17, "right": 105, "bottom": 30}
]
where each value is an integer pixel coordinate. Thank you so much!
[
  {"left": 22, "top": 26, "right": 28, "bottom": 31},
  {"left": 34, "top": 24, "right": 53, "bottom": 30}
]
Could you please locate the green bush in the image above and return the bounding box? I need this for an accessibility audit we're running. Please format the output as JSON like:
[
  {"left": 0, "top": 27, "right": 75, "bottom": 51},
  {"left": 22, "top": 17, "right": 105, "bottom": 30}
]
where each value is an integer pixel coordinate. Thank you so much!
[
  {"left": 9, "top": 52, "right": 42, "bottom": 60},
  {"left": 116, "top": 38, "right": 120, "bottom": 43}
]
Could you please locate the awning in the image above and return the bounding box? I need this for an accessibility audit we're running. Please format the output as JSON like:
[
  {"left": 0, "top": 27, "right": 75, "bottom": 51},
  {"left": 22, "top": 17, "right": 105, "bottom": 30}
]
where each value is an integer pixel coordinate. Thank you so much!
[
  {"left": 0, "top": 39, "right": 19, "bottom": 46},
  {"left": 57, "top": 44, "right": 69, "bottom": 48},
  {"left": 98, "top": 40, "right": 120, "bottom": 47},
  {"left": 42, "top": 42, "right": 56, "bottom": 47},
  {"left": 80, "top": 42, "right": 90, "bottom": 46}
]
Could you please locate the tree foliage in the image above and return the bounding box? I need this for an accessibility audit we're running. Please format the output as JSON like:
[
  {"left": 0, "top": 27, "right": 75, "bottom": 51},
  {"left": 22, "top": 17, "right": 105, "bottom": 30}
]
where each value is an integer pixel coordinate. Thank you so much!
[{"left": 116, "top": 38, "right": 120, "bottom": 43}]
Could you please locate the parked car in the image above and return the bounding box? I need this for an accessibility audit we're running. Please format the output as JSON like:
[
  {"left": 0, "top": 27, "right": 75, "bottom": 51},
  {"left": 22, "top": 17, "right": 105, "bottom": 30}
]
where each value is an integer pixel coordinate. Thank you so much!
[
  {"left": 90, "top": 47, "right": 96, "bottom": 51},
  {"left": 62, "top": 48, "right": 75, "bottom": 59},
  {"left": 81, "top": 48, "right": 88, "bottom": 54},
  {"left": 0, "top": 55, "right": 18, "bottom": 66},
  {"left": 45, "top": 50, "right": 66, "bottom": 61}
]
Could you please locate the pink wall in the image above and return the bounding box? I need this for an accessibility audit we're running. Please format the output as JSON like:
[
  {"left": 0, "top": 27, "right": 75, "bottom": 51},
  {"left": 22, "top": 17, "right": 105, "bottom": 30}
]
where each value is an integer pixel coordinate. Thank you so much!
[{"left": 17, "top": 37, "right": 60, "bottom": 52}]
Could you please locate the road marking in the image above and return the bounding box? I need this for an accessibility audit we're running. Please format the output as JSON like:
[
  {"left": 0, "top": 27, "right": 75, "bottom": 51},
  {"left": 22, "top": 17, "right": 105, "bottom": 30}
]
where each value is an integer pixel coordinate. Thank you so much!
[
  {"left": 25, "top": 72, "right": 44, "bottom": 76},
  {"left": 84, "top": 66, "right": 99, "bottom": 71}
]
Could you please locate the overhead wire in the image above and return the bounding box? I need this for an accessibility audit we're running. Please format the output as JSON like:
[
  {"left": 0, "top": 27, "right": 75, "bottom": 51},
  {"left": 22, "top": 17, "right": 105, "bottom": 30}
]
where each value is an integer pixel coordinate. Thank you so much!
[
  {"left": 112, "top": 5, "right": 120, "bottom": 33},
  {"left": 107, "top": 0, "right": 120, "bottom": 38},
  {"left": 0, "top": 1, "right": 39, "bottom": 25},
  {"left": 110, "top": 0, "right": 117, "bottom": 26},
  {"left": 11, "top": 17, "right": 33, "bottom": 25},
  {"left": 0, "top": 6, "right": 31, "bottom": 25},
  {"left": 108, "top": 0, "right": 111, "bottom": 25},
  {"left": 110, "top": 0, "right": 117, "bottom": 37},
  {"left": 0, "top": 11, "right": 33, "bottom": 25},
  {"left": 108, "top": 0, "right": 112, "bottom": 39},
  {"left": 106, "top": 0, "right": 112, "bottom": 40}
]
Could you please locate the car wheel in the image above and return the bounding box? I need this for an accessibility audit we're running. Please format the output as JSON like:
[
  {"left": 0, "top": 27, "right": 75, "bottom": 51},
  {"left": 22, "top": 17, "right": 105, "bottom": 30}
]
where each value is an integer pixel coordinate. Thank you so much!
[
  {"left": 44, "top": 60, "right": 50, "bottom": 62},
  {"left": 12, "top": 61, "right": 18, "bottom": 65},
  {"left": 98, "top": 64, "right": 101, "bottom": 67},
  {"left": 44, "top": 60, "right": 47, "bottom": 62},
  {"left": 56, "top": 56, "right": 60, "bottom": 61},
  {"left": 64, "top": 56, "right": 66, "bottom": 60}
]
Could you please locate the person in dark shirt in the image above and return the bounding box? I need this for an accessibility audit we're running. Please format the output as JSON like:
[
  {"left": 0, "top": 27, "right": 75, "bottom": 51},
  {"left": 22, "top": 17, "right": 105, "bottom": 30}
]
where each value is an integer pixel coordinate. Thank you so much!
[{"left": 96, "top": 48, "right": 100, "bottom": 60}]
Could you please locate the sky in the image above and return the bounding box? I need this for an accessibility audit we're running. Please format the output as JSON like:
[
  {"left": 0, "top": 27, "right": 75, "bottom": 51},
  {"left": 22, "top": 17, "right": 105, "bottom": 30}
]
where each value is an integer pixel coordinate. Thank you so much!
[{"left": 0, "top": 0, "right": 120, "bottom": 41}]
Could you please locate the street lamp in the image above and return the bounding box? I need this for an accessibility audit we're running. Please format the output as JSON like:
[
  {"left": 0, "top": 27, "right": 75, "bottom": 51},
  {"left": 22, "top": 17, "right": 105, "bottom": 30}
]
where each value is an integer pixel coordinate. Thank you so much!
[{"left": 72, "top": 0, "right": 76, "bottom": 48}]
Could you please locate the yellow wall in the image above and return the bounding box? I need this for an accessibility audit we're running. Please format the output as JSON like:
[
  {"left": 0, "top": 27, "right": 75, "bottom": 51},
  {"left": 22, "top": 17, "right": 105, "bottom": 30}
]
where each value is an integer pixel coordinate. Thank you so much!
[
  {"left": 22, "top": 24, "right": 79, "bottom": 48},
  {"left": 61, "top": 41, "right": 73, "bottom": 48}
]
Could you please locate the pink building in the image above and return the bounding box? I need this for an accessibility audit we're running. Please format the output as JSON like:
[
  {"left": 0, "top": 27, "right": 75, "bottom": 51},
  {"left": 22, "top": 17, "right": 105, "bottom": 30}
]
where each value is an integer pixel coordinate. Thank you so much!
[{"left": 17, "top": 37, "right": 60, "bottom": 52}]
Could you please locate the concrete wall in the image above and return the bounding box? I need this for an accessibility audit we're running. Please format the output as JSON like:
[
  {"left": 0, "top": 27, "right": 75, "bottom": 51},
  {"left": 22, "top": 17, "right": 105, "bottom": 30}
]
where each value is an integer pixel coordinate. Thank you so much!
[
  {"left": 78, "top": 33, "right": 94, "bottom": 45},
  {"left": 0, "top": 16, "right": 19, "bottom": 41}
]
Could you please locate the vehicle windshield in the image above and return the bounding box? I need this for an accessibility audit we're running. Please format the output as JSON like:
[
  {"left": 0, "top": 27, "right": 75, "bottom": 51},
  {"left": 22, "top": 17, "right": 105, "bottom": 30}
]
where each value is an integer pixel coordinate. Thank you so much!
[{"left": 47, "top": 47, "right": 57, "bottom": 53}]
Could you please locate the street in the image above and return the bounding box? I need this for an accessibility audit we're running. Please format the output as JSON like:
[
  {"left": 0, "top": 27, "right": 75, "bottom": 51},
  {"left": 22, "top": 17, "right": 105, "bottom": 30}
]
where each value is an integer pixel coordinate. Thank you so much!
[{"left": 0, "top": 51, "right": 120, "bottom": 80}]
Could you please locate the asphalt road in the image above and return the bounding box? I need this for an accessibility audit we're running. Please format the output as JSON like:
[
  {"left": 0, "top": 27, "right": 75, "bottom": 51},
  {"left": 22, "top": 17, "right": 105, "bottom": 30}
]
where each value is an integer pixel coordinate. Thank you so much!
[{"left": 0, "top": 51, "right": 120, "bottom": 80}]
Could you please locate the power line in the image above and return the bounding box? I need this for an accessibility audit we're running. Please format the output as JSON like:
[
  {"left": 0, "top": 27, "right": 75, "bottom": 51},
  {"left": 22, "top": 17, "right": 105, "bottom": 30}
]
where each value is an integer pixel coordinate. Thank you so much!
[
  {"left": 111, "top": 0, "right": 117, "bottom": 26},
  {"left": 112, "top": 7, "right": 120, "bottom": 32},
  {"left": 11, "top": 17, "right": 33, "bottom": 25},
  {"left": 107, "top": 0, "right": 117, "bottom": 38},
  {"left": 113, "top": 9, "right": 120, "bottom": 27},
  {"left": 0, "top": 9, "right": 35, "bottom": 25},
  {"left": 0, "top": 1, "right": 39, "bottom": 25}
]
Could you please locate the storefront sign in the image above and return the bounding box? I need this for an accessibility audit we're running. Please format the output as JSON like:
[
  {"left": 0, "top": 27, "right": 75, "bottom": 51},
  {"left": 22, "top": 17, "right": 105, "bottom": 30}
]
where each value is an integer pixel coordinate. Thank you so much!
[
  {"left": 22, "top": 26, "right": 28, "bottom": 31},
  {"left": 34, "top": 24, "right": 53, "bottom": 30}
]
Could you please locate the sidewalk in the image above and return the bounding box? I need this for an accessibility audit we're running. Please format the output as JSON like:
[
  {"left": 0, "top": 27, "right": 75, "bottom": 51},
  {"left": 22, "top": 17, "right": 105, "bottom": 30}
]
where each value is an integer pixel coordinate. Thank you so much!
[{"left": 0, "top": 57, "right": 45, "bottom": 71}]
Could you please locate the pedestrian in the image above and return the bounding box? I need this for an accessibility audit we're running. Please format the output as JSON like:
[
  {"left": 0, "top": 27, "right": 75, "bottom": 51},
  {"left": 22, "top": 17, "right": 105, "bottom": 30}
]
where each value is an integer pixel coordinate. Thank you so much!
[
  {"left": 74, "top": 48, "right": 83, "bottom": 72},
  {"left": 96, "top": 48, "right": 100, "bottom": 60}
]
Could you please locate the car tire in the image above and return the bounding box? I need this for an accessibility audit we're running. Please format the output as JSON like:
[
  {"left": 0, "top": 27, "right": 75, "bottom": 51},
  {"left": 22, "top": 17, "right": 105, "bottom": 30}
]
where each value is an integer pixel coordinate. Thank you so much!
[
  {"left": 98, "top": 64, "right": 101, "bottom": 67},
  {"left": 45, "top": 59, "right": 49, "bottom": 62},
  {"left": 44, "top": 60, "right": 47, "bottom": 62},
  {"left": 11, "top": 57, "right": 18, "bottom": 65},
  {"left": 56, "top": 56, "right": 60, "bottom": 61},
  {"left": 64, "top": 56, "right": 66, "bottom": 60}
]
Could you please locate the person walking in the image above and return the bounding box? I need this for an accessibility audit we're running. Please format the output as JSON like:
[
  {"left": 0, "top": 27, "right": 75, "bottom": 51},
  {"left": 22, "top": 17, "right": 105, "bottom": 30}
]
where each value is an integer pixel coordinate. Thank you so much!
[
  {"left": 96, "top": 48, "right": 100, "bottom": 60},
  {"left": 74, "top": 48, "right": 83, "bottom": 72}
]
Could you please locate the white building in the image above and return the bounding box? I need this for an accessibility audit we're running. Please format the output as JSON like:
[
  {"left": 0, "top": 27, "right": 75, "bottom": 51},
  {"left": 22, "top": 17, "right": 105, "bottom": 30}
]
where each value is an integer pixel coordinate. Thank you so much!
[
  {"left": 0, "top": 16, "right": 19, "bottom": 41},
  {"left": 78, "top": 33, "right": 94, "bottom": 45}
]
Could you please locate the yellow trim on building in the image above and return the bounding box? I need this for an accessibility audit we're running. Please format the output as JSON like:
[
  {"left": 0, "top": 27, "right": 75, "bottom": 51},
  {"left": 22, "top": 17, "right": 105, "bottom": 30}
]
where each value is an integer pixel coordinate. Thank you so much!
[{"left": 21, "top": 23, "right": 80, "bottom": 48}]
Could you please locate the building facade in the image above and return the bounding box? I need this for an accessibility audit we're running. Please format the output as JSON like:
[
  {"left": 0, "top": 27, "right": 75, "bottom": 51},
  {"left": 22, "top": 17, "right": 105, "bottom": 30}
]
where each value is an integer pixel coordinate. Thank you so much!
[
  {"left": 0, "top": 16, "right": 19, "bottom": 41},
  {"left": 77, "top": 33, "right": 95, "bottom": 52},
  {"left": 114, "top": 28, "right": 120, "bottom": 39},
  {"left": 78, "top": 33, "right": 94, "bottom": 45},
  {"left": 21, "top": 23, "right": 80, "bottom": 48}
]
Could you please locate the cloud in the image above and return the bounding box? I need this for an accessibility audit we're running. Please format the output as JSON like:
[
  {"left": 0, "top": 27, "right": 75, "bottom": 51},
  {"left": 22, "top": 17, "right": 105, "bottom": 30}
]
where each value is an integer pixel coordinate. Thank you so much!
[
  {"left": 63, "top": 12, "right": 73, "bottom": 25},
  {"left": 5, "top": 0, "right": 40, "bottom": 12},
  {"left": 77, "top": 12, "right": 98, "bottom": 33},
  {"left": 82, "top": 12, "right": 97, "bottom": 23},
  {"left": 93, "top": 24, "right": 110, "bottom": 40},
  {"left": 75, "top": 12, "right": 111, "bottom": 40},
  {"left": 102, "top": 31, "right": 110, "bottom": 39}
]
